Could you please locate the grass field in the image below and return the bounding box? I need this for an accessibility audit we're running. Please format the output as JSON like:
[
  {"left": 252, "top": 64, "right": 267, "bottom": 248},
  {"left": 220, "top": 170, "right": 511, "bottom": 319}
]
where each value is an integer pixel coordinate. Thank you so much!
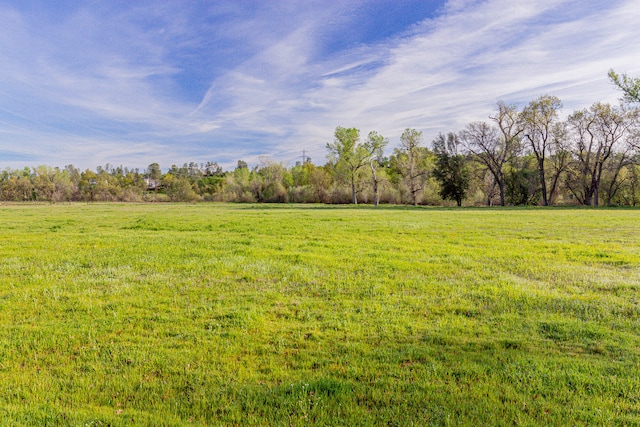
[{"left": 0, "top": 203, "right": 638, "bottom": 426}]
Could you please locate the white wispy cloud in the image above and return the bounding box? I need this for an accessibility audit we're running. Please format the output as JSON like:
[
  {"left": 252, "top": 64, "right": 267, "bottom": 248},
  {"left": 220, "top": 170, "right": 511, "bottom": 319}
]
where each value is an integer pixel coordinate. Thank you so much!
[
  {"left": 0, "top": 0, "right": 637, "bottom": 170},
  {"left": 268, "top": 0, "right": 640, "bottom": 158}
]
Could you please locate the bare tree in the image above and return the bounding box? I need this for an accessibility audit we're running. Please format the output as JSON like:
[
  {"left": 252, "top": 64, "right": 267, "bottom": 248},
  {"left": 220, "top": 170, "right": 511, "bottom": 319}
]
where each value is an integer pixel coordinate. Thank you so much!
[
  {"left": 458, "top": 102, "right": 523, "bottom": 206},
  {"left": 460, "top": 121, "right": 505, "bottom": 205},
  {"left": 520, "top": 95, "right": 565, "bottom": 205},
  {"left": 566, "top": 103, "right": 637, "bottom": 206},
  {"left": 603, "top": 151, "right": 635, "bottom": 206}
]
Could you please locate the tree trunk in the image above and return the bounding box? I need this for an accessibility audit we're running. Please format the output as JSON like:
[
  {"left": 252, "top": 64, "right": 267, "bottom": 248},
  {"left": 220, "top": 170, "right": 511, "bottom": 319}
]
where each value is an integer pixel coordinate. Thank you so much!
[
  {"left": 538, "top": 159, "right": 548, "bottom": 206},
  {"left": 370, "top": 160, "right": 379, "bottom": 207},
  {"left": 409, "top": 160, "right": 418, "bottom": 206},
  {"left": 351, "top": 175, "right": 357, "bottom": 205},
  {"left": 373, "top": 184, "right": 379, "bottom": 206},
  {"left": 410, "top": 178, "right": 418, "bottom": 206},
  {"left": 372, "top": 179, "right": 379, "bottom": 207},
  {"left": 588, "top": 173, "right": 598, "bottom": 206},
  {"left": 498, "top": 179, "right": 505, "bottom": 206}
]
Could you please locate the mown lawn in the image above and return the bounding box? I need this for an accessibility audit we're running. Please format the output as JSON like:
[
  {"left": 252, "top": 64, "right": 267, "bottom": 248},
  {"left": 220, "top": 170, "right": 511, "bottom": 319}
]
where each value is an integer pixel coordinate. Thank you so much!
[{"left": 0, "top": 203, "right": 638, "bottom": 426}]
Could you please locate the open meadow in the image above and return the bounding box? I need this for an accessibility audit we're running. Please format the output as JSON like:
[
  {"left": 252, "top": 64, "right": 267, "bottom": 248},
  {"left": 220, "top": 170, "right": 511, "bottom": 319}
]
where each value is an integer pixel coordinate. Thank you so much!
[{"left": 0, "top": 203, "right": 638, "bottom": 426}]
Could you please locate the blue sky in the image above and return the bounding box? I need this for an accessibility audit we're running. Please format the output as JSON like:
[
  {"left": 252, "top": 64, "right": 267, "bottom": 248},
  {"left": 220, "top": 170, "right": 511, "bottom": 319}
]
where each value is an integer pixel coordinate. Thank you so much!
[{"left": 0, "top": 0, "right": 638, "bottom": 170}]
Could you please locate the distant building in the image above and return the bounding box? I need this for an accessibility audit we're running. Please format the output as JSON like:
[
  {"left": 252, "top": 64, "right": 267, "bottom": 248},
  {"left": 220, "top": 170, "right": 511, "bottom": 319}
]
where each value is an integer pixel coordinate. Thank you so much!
[{"left": 144, "top": 178, "right": 161, "bottom": 189}]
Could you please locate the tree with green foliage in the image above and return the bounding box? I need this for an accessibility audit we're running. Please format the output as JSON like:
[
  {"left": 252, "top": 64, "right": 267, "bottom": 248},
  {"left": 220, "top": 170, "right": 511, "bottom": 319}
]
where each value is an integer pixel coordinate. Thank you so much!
[
  {"left": 256, "top": 159, "right": 288, "bottom": 203},
  {"left": 32, "top": 165, "right": 55, "bottom": 202},
  {"left": 504, "top": 154, "right": 540, "bottom": 205},
  {"left": 79, "top": 169, "right": 98, "bottom": 202},
  {"left": 397, "top": 128, "right": 428, "bottom": 206},
  {"left": 223, "top": 162, "right": 254, "bottom": 202},
  {"left": 432, "top": 133, "right": 470, "bottom": 206},
  {"left": 308, "top": 163, "right": 331, "bottom": 203},
  {"left": 608, "top": 69, "right": 640, "bottom": 103},
  {"left": 365, "top": 131, "right": 388, "bottom": 206},
  {"left": 601, "top": 152, "right": 636, "bottom": 206},
  {"left": 326, "top": 126, "right": 379, "bottom": 204},
  {"left": 163, "top": 174, "right": 200, "bottom": 202},
  {"left": 145, "top": 162, "right": 162, "bottom": 181},
  {"left": 51, "top": 168, "right": 76, "bottom": 203}
]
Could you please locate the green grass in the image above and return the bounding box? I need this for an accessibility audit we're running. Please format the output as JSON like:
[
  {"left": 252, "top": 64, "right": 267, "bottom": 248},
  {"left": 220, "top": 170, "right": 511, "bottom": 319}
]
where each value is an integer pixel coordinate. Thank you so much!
[{"left": 0, "top": 203, "right": 638, "bottom": 426}]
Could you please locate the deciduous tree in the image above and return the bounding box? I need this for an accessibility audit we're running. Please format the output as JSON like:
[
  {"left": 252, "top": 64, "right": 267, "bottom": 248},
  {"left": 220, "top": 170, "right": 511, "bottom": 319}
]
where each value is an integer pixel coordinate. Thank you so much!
[
  {"left": 326, "top": 126, "right": 379, "bottom": 204},
  {"left": 520, "top": 95, "right": 566, "bottom": 205},
  {"left": 397, "top": 128, "right": 427, "bottom": 206},
  {"left": 432, "top": 132, "right": 469, "bottom": 206},
  {"left": 459, "top": 119, "right": 510, "bottom": 206},
  {"left": 366, "top": 131, "right": 388, "bottom": 207},
  {"left": 566, "top": 103, "right": 637, "bottom": 206}
]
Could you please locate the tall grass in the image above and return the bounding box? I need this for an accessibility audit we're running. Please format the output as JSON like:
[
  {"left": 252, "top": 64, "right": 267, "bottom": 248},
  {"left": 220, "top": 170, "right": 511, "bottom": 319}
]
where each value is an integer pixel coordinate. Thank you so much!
[{"left": 0, "top": 204, "right": 638, "bottom": 425}]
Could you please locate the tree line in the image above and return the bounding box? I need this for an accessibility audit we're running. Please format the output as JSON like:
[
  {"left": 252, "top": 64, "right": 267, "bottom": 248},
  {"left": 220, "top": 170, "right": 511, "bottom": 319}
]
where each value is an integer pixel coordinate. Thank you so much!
[
  {"left": 324, "top": 95, "right": 639, "bottom": 207},
  {"left": 2, "top": 72, "right": 639, "bottom": 206}
]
